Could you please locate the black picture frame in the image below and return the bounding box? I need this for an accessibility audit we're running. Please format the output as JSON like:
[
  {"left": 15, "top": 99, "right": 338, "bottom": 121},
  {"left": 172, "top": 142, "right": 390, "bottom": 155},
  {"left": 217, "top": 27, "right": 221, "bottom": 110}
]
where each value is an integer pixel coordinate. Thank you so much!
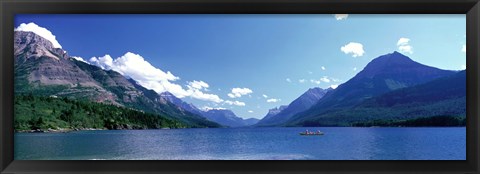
[{"left": 1, "top": 0, "right": 479, "bottom": 173}]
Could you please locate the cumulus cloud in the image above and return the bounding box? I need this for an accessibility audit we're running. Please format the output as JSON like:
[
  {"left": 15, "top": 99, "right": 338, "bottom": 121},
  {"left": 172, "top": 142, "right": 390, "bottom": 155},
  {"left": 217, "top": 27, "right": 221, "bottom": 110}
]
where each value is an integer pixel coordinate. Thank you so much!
[
  {"left": 227, "top": 88, "right": 253, "bottom": 98},
  {"left": 330, "top": 84, "right": 339, "bottom": 89},
  {"left": 397, "top": 37, "right": 413, "bottom": 54},
  {"left": 310, "top": 79, "right": 321, "bottom": 85},
  {"left": 71, "top": 56, "right": 90, "bottom": 64},
  {"left": 15, "top": 22, "right": 63, "bottom": 48},
  {"left": 267, "top": 98, "right": 281, "bottom": 103},
  {"left": 334, "top": 14, "right": 349, "bottom": 20},
  {"left": 353, "top": 67, "right": 357, "bottom": 71},
  {"left": 461, "top": 65, "right": 466, "bottom": 70},
  {"left": 89, "top": 52, "right": 223, "bottom": 103},
  {"left": 225, "top": 100, "right": 246, "bottom": 106},
  {"left": 299, "top": 79, "right": 306, "bottom": 83},
  {"left": 462, "top": 44, "right": 466, "bottom": 53},
  {"left": 286, "top": 78, "right": 292, "bottom": 83},
  {"left": 248, "top": 110, "right": 254, "bottom": 113},
  {"left": 262, "top": 94, "right": 268, "bottom": 98},
  {"left": 341, "top": 42, "right": 365, "bottom": 57},
  {"left": 320, "top": 76, "right": 331, "bottom": 83},
  {"left": 185, "top": 84, "right": 223, "bottom": 103},
  {"left": 321, "top": 66, "right": 326, "bottom": 70},
  {"left": 188, "top": 80, "right": 209, "bottom": 90},
  {"left": 201, "top": 106, "right": 227, "bottom": 111}
]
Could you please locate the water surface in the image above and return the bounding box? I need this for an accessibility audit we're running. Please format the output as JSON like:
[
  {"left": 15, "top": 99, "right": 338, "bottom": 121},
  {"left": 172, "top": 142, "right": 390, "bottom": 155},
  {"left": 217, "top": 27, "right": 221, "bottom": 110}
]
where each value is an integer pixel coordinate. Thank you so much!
[{"left": 15, "top": 127, "right": 466, "bottom": 160}]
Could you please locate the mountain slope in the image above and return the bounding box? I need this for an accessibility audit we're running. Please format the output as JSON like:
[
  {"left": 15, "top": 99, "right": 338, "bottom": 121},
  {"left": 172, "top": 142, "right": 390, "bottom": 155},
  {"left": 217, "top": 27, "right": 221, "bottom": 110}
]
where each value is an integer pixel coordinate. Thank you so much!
[
  {"left": 157, "top": 91, "right": 258, "bottom": 127},
  {"left": 285, "top": 52, "right": 459, "bottom": 126},
  {"left": 259, "top": 105, "right": 288, "bottom": 123},
  {"left": 14, "top": 30, "right": 220, "bottom": 128},
  {"left": 202, "top": 109, "right": 246, "bottom": 127},
  {"left": 289, "top": 70, "right": 466, "bottom": 126},
  {"left": 160, "top": 92, "right": 258, "bottom": 127},
  {"left": 256, "top": 87, "right": 331, "bottom": 126},
  {"left": 159, "top": 91, "right": 205, "bottom": 116}
]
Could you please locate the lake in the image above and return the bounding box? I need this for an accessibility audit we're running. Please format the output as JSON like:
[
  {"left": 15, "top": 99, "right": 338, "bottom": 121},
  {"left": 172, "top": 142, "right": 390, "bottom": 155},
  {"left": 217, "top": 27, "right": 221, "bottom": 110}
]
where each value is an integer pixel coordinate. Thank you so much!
[{"left": 14, "top": 127, "right": 465, "bottom": 160}]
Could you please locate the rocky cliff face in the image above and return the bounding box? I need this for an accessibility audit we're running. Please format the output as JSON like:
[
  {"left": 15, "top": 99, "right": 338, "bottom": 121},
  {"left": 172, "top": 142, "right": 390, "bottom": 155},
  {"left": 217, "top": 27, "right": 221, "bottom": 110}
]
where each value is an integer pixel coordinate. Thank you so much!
[
  {"left": 14, "top": 31, "right": 69, "bottom": 63},
  {"left": 255, "top": 87, "right": 331, "bottom": 126},
  {"left": 14, "top": 31, "right": 220, "bottom": 128},
  {"left": 14, "top": 31, "right": 120, "bottom": 104}
]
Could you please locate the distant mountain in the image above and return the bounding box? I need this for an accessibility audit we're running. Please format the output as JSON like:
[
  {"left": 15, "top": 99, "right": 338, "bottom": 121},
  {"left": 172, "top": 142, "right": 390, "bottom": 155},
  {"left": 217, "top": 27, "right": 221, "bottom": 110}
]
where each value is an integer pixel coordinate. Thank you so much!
[
  {"left": 202, "top": 109, "right": 245, "bottom": 127},
  {"left": 260, "top": 105, "right": 288, "bottom": 122},
  {"left": 14, "top": 30, "right": 220, "bottom": 128},
  {"left": 159, "top": 91, "right": 204, "bottom": 116},
  {"left": 292, "top": 70, "right": 466, "bottom": 126},
  {"left": 285, "top": 51, "right": 457, "bottom": 126},
  {"left": 157, "top": 90, "right": 257, "bottom": 127},
  {"left": 255, "top": 87, "right": 331, "bottom": 126},
  {"left": 243, "top": 118, "right": 260, "bottom": 125}
]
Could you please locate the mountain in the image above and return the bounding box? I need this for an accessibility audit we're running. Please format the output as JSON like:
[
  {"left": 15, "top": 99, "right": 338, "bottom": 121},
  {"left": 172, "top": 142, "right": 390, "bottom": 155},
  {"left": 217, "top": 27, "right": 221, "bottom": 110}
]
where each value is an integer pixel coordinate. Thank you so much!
[
  {"left": 243, "top": 118, "right": 260, "bottom": 125},
  {"left": 292, "top": 70, "right": 466, "bottom": 126},
  {"left": 255, "top": 87, "right": 332, "bottom": 126},
  {"left": 201, "top": 109, "right": 259, "bottom": 127},
  {"left": 285, "top": 51, "right": 457, "bottom": 126},
  {"left": 159, "top": 91, "right": 204, "bottom": 116},
  {"left": 260, "top": 105, "right": 288, "bottom": 122},
  {"left": 14, "top": 30, "right": 220, "bottom": 128},
  {"left": 156, "top": 90, "right": 257, "bottom": 127},
  {"left": 202, "top": 109, "right": 246, "bottom": 127},
  {"left": 126, "top": 79, "right": 220, "bottom": 127}
]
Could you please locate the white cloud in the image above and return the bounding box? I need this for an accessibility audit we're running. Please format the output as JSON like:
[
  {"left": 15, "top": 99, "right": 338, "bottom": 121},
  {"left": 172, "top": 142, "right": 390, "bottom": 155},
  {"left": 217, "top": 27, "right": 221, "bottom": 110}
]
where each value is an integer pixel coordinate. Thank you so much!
[
  {"left": 286, "top": 78, "right": 292, "bottom": 83},
  {"left": 341, "top": 42, "right": 365, "bottom": 57},
  {"left": 15, "top": 22, "right": 63, "bottom": 49},
  {"left": 321, "top": 66, "right": 326, "bottom": 70},
  {"left": 397, "top": 38, "right": 409, "bottom": 46},
  {"left": 334, "top": 14, "right": 348, "bottom": 20},
  {"left": 71, "top": 56, "right": 90, "bottom": 64},
  {"left": 262, "top": 94, "right": 268, "bottom": 98},
  {"left": 186, "top": 84, "right": 223, "bottom": 103},
  {"left": 248, "top": 110, "right": 254, "bottom": 113},
  {"left": 227, "top": 88, "right": 253, "bottom": 98},
  {"left": 310, "top": 79, "right": 321, "bottom": 84},
  {"left": 330, "top": 84, "right": 339, "bottom": 89},
  {"left": 267, "top": 98, "right": 281, "bottom": 103},
  {"left": 188, "top": 80, "right": 209, "bottom": 90},
  {"left": 353, "top": 67, "right": 357, "bottom": 71},
  {"left": 397, "top": 37, "right": 413, "bottom": 54},
  {"left": 308, "top": 71, "right": 313, "bottom": 74},
  {"left": 462, "top": 44, "right": 466, "bottom": 53},
  {"left": 299, "top": 79, "right": 306, "bottom": 83},
  {"left": 225, "top": 100, "right": 246, "bottom": 106},
  {"left": 320, "top": 76, "right": 331, "bottom": 83},
  {"left": 201, "top": 106, "right": 227, "bottom": 111},
  {"left": 89, "top": 52, "right": 223, "bottom": 103},
  {"left": 461, "top": 65, "right": 466, "bottom": 70}
]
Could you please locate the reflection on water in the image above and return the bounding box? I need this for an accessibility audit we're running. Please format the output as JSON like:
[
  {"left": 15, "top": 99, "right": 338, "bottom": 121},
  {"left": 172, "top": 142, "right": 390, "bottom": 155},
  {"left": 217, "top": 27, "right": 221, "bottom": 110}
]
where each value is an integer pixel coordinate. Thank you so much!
[{"left": 15, "top": 127, "right": 466, "bottom": 160}]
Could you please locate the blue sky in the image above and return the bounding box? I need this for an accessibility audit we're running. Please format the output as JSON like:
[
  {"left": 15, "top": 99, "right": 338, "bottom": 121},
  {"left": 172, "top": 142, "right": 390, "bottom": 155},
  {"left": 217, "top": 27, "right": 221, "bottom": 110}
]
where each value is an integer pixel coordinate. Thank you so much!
[{"left": 15, "top": 14, "right": 466, "bottom": 119}]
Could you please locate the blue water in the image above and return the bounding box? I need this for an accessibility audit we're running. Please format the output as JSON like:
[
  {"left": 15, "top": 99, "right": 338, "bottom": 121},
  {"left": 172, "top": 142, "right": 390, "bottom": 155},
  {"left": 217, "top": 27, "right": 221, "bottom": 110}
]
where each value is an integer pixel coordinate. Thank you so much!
[{"left": 14, "top": 127, "right": 465, "bottom": 160}]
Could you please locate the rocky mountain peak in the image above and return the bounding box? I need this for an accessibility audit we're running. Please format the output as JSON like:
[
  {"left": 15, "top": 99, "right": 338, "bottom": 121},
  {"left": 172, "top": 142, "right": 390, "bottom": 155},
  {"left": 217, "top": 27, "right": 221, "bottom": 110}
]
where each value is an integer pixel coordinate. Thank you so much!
[{"left": 14, "top": 31, "right": 69, "bottom": 62}]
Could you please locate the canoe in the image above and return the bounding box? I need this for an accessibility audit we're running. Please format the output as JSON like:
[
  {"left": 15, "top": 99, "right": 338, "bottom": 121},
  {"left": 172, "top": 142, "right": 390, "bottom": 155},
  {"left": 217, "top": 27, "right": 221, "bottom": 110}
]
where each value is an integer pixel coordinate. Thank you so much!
[{"left": 299, "top": 132, "right": 324, "bottom": 135}]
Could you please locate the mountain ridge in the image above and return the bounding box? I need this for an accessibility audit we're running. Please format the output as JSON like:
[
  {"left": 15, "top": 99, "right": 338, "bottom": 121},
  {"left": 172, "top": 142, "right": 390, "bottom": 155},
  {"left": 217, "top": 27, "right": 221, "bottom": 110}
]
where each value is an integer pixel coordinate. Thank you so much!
[
  {"left": 284, "top": 52, "right": 458, "bottom": 126},
  {"left": 288, "top": 70, "right": 466, "bottom": 126},
  {"left": 256, "top": 87, "right": 332, "bottom": 126},
  {"left": 14, "top": 30, "right": 221, "bottom": 128}
]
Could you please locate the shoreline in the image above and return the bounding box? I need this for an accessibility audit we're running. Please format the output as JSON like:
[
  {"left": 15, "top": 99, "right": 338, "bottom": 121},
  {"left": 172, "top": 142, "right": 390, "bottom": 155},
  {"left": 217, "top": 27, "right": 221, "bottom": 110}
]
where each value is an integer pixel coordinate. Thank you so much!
[
  {"left": 15, "top": 126, "right": 466, "bottom": 133},
  {"left": 15, "top": 128, "right": 107, "bottom": 133}
]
